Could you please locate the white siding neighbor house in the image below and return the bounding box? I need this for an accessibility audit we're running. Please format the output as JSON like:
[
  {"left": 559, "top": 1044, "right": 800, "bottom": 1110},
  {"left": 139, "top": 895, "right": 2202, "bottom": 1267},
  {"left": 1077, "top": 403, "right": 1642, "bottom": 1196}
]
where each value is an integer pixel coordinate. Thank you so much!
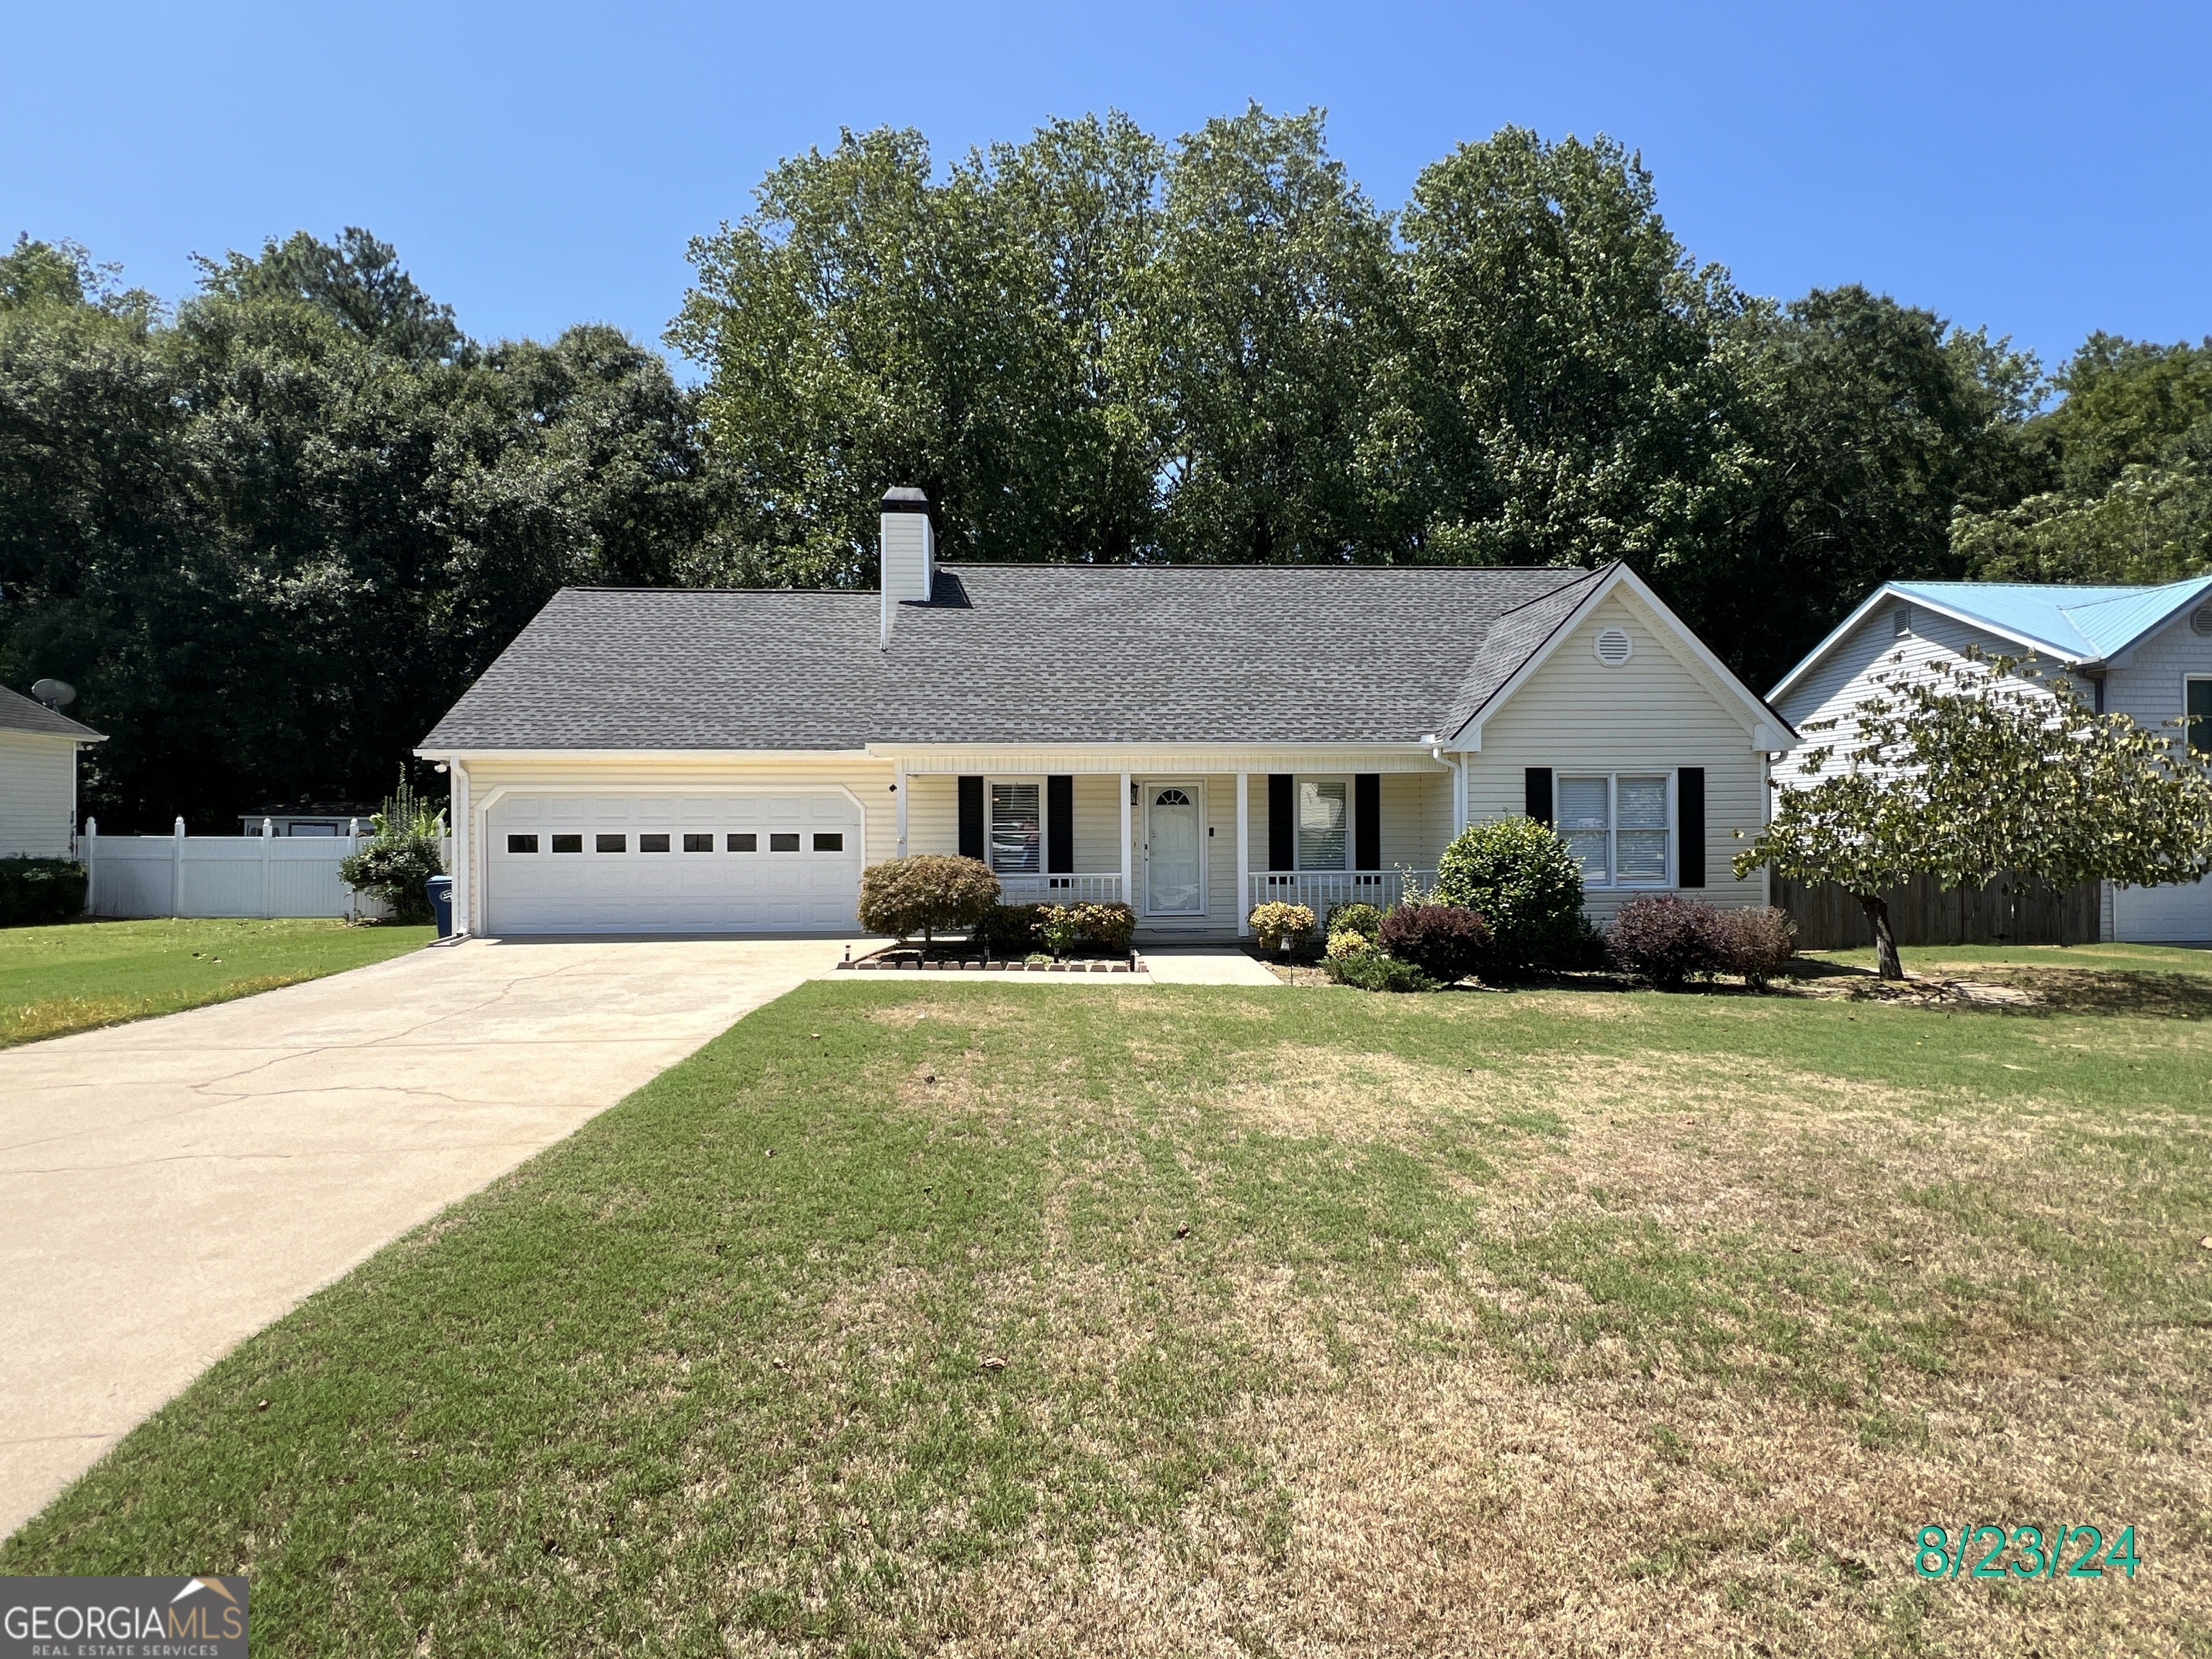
[
  {"left": 416, "top": 488, "right": 1791, "bottom": 940},
  {"left": 1, "top": 685, "right": 104, "bottom": 859},
  {"left": 1769, "top": 575, "right": 2212, "bottom": 943}
]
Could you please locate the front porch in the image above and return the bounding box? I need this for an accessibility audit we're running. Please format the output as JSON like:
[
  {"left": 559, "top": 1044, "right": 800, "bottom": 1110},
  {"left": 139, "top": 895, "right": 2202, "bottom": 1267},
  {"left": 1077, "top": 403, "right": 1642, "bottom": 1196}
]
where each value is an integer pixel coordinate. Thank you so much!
[{"left": 886, "top": 759, "right": 1455, "bottom": 940}]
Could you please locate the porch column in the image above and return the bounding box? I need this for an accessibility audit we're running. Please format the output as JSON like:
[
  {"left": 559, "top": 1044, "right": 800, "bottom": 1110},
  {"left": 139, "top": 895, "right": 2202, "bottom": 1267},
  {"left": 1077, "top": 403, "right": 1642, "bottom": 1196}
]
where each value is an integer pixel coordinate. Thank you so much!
[
  {"left": 894, "top": 758, "right": 907, "bottom": 855},
  {"left": 1118, "top": 771, "right": 1133, "bottom": 910},
  {"left": 1235, "top": 772, "right": 1250, "bottom": 935},
  {"left": 450, "top": 757, "right": 472, "bottom": 937}
]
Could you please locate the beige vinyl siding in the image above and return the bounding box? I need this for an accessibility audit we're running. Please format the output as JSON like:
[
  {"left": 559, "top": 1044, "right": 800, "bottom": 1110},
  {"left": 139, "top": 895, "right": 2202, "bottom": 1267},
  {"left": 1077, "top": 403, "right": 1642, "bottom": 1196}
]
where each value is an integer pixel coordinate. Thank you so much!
[
  {"left": 904, "top": 773, "right": 958, "bottom": 858},
  {"left": 0, "top": 733, "right": 80, "bottom": 858},
  {"left": 1071, "top": 774, "right": 1121, "bottom": 874},
  {"left": 1467, "top": 590, "right": 1768, "bottom": 917},
  {"left": 1380, "top": 770, "right": 1449, "bottom": 872}
]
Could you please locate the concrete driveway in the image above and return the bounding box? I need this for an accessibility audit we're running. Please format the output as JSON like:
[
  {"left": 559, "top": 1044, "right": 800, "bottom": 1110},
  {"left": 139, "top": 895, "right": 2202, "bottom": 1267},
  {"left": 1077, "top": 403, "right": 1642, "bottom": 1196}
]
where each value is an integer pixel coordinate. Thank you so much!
[{"left": 0, "top": 934, "right": 851, "bottom": 1539}]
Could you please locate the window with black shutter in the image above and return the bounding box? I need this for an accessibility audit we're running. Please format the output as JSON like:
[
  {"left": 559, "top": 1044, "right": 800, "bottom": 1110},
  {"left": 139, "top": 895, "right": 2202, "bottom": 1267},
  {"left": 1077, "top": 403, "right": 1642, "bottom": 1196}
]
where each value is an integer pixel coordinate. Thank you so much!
[
  {"left": 1047, "top": 775, "right": 1074, "bottom": 874},
  {"left": 958, "top": 775, "right": 984, "bottom": 861},
  {"left": 1524, "top": 768, "right": 1553, "bottom": 826},
  {"left": 1354, "top": 774, "right": 1380, "bottom": 871},
  {"left": 1676, "top": 768, "right": 1705, "bottom": 888},
  {"left": 1267, "top": 775, "right": 1294, "bottom": 871}
]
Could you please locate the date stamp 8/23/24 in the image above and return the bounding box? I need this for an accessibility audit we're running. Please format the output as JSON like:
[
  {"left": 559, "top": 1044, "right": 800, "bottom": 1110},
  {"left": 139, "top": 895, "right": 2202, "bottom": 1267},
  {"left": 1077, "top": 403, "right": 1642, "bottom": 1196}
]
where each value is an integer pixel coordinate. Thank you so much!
[{"left": 1915, "top": 1524, "right": 2140, "bottom": 1581}]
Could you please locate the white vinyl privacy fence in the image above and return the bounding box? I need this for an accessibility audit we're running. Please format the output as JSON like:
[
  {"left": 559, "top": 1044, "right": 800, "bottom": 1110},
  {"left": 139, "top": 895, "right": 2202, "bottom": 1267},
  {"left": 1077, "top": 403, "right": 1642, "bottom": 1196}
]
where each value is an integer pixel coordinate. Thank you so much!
[{"left": 78, "top": 818, "right": 438, "bottom": 920}]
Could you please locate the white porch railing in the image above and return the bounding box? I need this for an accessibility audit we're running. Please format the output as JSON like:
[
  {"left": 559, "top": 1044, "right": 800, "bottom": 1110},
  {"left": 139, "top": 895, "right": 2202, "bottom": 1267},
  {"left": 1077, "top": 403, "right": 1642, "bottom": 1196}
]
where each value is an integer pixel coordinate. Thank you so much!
[
  {"left": 1247, "top": 870, "right": 1435, "bottom": 925},
  {"left": 996, "top": 873, "right": 1124, "bottom": 905}
]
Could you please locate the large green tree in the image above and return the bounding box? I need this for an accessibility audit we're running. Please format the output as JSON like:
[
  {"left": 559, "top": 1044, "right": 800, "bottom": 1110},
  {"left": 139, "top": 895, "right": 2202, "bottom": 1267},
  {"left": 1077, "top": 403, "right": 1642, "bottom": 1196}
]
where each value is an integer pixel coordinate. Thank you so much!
[
  {"left": 1953, "top": 333, "right": 2212, "bottom": 584},
  {"left": 0, "top": 230, "right": 715, "bottom": 830},
  {"left": 1393, "top": 127, "right": 1747, "bottom": 572}
]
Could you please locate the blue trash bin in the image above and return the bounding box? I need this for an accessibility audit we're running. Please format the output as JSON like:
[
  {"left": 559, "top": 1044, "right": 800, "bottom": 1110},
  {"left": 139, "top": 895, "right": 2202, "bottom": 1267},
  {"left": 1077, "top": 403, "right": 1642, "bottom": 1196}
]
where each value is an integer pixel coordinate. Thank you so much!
[{"left": 426, "top": 875, "right": 454, "bottom": 938}]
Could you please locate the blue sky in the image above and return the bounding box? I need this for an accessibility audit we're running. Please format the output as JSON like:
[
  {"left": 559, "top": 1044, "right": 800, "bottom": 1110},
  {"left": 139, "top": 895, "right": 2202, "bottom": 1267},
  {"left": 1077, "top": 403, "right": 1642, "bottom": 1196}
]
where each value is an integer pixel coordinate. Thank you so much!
[{"left": 6, "top": 0, "right": 2206, "bottom": 383}]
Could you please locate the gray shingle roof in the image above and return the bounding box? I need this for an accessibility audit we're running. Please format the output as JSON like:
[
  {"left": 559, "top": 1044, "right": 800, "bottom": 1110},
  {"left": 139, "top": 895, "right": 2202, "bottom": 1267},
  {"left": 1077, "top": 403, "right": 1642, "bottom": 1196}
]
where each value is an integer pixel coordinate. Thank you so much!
[
  {"left": 419, "top": 564, "right": 1603, "bottom": 751},
  {"left": 0, "top": 684, "right": 103, "bottom": 739}
]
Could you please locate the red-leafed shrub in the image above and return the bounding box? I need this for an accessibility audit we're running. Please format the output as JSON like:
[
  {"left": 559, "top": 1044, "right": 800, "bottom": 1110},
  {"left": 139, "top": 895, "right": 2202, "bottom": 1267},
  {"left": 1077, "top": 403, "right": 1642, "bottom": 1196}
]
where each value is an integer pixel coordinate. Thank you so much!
[
  {"left": 858, "top": 855, "right": 999, "bottom": 944},
  {"left": 1717, "top": 905, "right": 1797, "bottom": 986},
  {"left": 1606, "top": 895, "right": 1727, "bottom": 986},
  {"left": 1377, "top": 904, "right": 1491, "bottom": 986}
]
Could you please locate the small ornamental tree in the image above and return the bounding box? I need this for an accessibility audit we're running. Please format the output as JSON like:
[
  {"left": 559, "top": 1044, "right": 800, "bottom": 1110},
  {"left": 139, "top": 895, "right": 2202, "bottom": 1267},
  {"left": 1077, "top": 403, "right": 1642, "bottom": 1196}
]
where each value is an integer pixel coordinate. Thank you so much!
[
  {"left": 858, "top": 855, "right": 999, "bottom": 945},
  {"left": 1736, "top": 652, "right": 2212, "bottom": 979}
]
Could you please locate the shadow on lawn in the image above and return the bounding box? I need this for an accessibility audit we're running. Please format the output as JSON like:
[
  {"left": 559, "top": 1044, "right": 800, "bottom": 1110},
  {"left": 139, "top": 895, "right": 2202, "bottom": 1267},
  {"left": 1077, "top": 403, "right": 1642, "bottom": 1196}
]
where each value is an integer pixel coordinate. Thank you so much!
[{"left": 1773, "top": 958, "right": 2212, "bottom": 1020}]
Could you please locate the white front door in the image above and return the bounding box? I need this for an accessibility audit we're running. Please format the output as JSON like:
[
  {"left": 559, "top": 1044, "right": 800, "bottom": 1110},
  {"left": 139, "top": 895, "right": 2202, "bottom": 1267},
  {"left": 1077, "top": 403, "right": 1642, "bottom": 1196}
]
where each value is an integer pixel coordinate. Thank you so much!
[{"left": 1143, "top": 782, "right": 1205, "bottom": 914}]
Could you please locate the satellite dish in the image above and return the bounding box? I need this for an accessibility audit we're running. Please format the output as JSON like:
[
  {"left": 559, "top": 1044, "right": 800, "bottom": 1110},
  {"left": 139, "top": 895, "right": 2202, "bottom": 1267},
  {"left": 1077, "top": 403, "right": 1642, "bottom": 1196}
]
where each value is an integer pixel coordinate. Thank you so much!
[{"left": 30, "top": 678, "right": 76, "bottom": 709}]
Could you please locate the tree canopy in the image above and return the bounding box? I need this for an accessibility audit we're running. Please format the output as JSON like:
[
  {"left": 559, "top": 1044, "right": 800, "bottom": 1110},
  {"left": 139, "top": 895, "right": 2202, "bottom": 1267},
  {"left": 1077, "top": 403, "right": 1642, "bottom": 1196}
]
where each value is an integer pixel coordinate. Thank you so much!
[{"left": 9, "top": 107, "right": 2197, "bottom": 830}]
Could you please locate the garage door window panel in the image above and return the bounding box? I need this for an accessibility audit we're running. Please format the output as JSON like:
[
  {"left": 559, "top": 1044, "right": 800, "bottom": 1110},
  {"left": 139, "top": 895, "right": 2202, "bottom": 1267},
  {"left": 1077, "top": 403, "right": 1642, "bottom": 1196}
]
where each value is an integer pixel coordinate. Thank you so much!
[
  {"left": 729, "top": 833, "right": 756, "bottom": 852},
  {"left": 683, "top": 834, "right": 713, "bottom": 852},
  {"left": 596, "top": 834, "right": 626, "bottom": 853},
  {"left": 552, "top": 835, "right": 582, "bottom": 853},
  {"left": 770, "top": 832, "right": 801, "bottom": 852},
  {"left": 507, "top": 835, "right": 539, "bottom": 853},
  {"left": 814, "top": 832, "right": 844, "bottom": 852},
  {"left": 639, "top": 834, "right": 670, "bottom": 853}
]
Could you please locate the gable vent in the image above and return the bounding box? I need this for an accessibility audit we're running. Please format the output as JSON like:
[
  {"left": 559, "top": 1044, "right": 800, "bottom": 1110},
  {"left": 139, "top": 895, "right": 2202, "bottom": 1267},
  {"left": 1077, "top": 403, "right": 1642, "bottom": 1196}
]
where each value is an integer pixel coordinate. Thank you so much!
[
  {"left": 2192, "top": 603, "right": 2212, "bottom": 637},
  {"left": 1593, "top": 627, "right": 1633, "bottom": 666}
]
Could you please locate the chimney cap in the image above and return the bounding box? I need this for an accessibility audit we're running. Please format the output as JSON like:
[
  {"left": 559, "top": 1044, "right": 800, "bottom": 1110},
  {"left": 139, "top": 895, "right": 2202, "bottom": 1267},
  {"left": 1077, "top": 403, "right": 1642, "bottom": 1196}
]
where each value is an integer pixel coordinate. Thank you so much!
[{"left": 881, "top": 485, "right": 930, "bottom": 513}]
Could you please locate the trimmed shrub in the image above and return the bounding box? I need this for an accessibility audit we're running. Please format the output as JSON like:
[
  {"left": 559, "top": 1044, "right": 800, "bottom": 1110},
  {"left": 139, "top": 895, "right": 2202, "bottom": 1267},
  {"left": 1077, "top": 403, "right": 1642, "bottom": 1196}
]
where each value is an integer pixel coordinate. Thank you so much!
[
  {"left": 1247, "top": 901, "right": 1316, "bottom": 950},
  {"left": 1606, "top": 894, "right": 1728, "bottom": 987},
  {"left": 0, "top": 857, "right": 88, "bottom": 927},
  {"left": 1062, "top": 901, "right": 1135, "bottom": 953},
  {"left": 973, "top": 902, "right": 1046, "bottom": 953},
  {"left": 1717, "top": 905, "right": 1797, "bottom": 986},
  {"left": 1377, "top": 904, "right": 1491, "bottom": 985},
  {"left": 858, "top": 854, "right": 999, "bottom": 943},
  {"left": 1323, "top": 942, "right": 1438, "bottom": 993},
  {"left": 1434, "top": 817, "right": 1587, "bottom": 971},
  {"left": 1323, "top": 902, "right": 1384, "bottom": 943}
]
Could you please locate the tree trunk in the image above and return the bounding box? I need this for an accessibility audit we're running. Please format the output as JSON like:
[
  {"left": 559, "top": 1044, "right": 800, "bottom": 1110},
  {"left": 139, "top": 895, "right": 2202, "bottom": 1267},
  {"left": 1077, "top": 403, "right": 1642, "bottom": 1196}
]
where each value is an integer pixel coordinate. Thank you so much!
[{"left": 1858, "top": 892, "right": 1903, "bottom": 980}]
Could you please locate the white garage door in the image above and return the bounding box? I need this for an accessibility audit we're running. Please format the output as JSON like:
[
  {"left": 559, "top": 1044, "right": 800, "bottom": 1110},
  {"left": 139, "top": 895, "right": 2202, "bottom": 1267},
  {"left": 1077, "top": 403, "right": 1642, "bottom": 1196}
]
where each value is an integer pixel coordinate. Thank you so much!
[
  {"left": 485, "top": 792, "right": 862, "bottom": 935},
  {"left": 2112, "top": 878, "right": 2212, "bottom": 944}
]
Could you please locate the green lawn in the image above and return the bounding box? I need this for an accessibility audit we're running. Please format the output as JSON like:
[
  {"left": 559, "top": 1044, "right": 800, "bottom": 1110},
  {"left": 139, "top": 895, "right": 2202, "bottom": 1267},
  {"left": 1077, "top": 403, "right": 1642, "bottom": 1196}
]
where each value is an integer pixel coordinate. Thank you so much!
[
  {"left": 5, "top": 966, "right": 2208, "bottom": 1655},
  {"left": 0, "top": 917, "right": 436, "bottom": 1047}
]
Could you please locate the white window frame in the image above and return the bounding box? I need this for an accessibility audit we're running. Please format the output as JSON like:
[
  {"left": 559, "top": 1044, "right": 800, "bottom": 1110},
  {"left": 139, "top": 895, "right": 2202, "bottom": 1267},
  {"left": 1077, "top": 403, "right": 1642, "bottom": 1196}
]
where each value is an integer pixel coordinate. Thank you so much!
[
  {"left": 984, "top": 775, "right": 1046, "bottom": 877},
  {"left": 1292, "top": 774, "right": 1352, "bottom": 872},
  {"left": 1555, "top": 770, "right": 1676, "bottom": 890}
]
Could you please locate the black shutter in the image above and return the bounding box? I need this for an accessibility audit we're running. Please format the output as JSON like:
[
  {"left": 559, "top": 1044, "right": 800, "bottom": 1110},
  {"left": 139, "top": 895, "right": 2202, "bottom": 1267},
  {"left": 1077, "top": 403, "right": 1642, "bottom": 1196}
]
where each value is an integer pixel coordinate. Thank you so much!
[
  {"left": 1676, "top": 767, "right": 1705, "bottom": 888},
  {"left": 958, "top": 775, "right": 984, "bottom": 862},
  {"left": 1354, "top": 774, "right": 1380, "bottom": 871},
  {"left": 1267, "top": 775, "right": 1295, "bottom": 871},
  {"left": 1046, "top": 775, "right": 1074, "bottom": 874},
  {"left": 1524, "top": 768, "right": 1553, "bottom": 827}
]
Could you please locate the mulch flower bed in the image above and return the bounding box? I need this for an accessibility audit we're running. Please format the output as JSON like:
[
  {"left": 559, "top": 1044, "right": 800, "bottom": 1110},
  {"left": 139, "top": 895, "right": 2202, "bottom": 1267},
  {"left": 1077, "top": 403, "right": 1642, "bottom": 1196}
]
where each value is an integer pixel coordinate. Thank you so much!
[{"left": 840, "top": 947, "right": 1134, "bottom": 974}]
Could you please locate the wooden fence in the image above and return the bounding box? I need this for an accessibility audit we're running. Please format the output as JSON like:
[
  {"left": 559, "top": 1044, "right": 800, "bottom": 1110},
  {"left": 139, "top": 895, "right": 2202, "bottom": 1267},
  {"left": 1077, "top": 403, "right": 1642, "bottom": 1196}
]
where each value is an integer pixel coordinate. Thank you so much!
[{"left": 1773, "top": 871, "right": 2100, "bottom": 949}]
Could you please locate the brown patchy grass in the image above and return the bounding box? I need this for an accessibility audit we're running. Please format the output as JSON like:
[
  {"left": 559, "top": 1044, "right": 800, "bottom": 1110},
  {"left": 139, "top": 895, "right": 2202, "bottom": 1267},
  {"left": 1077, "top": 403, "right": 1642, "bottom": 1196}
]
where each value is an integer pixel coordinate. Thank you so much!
[{"left": 9, "top": 975, "right": 2208, "bottom": 1656}]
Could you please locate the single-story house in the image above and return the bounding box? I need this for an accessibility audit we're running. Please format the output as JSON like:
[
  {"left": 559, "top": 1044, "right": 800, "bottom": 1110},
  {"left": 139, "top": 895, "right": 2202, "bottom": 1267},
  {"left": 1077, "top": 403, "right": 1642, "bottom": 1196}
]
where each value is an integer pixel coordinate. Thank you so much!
[
  {"left": 0, "top": 685, "right": 104, "bottom": 860},
  {"left": 415, "top": 489, "right": 1793, "bottom": 940},
  {"left": 1769, "top": 574, "right": 2212, "bottom": 943}
]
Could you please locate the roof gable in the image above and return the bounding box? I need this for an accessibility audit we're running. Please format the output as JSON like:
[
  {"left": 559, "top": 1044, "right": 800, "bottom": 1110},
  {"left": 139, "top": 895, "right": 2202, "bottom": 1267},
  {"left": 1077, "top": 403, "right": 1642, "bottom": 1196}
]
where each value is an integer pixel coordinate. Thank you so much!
[
  {"left": 0, "top": 684, "right": 103, "bottom": 740},
  {"left": 1776, "top": 575, "right": 2212, "bottom": 703},
  {"left": 1446, "top": 564, "right": 1791, "bottom": 750}
]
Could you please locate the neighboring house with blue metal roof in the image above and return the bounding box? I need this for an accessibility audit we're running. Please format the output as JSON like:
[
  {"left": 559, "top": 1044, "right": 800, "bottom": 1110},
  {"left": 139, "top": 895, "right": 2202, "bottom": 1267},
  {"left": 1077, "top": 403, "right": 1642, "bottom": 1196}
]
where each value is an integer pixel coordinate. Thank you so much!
[
  {"left": 416, "top": 490, "right": 1791, "bottom": 941},
  {"left": 1769, "top": 575, "right": 2212, "bottom": 943}
]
